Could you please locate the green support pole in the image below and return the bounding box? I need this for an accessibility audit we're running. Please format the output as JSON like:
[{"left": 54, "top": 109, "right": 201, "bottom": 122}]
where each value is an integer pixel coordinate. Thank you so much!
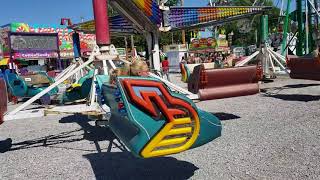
[
  {"left": 260, "top": 14, "right": 270, "bottom": 77},
  {"left": 260, "top": 15, "right": 269, "bottom": 44},
  {"left": 297, "top": 0, "right": 304, "bottom": 56},
  {"left": 281, "top": 0, "right": 292, "bottom": 56}
]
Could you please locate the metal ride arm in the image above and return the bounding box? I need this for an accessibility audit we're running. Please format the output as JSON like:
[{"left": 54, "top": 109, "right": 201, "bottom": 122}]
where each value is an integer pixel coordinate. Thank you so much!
[
  {"left": 7, "top": 46, "right": 101, "bottom": 115},
  {"left": 268, "top": 48, "right": 286, "bottom": 63},
  {"left": 267, "top": 48, "right": 289, "bottom": 73},
  {"left": 148, "top": 73, "right": 199, "bottom": 100},
  {"left": 235, "top": 51, "right": 260, "bottom": 67},
  {"left": 54, "top": 63, "right": 77, "bottom": 81}
]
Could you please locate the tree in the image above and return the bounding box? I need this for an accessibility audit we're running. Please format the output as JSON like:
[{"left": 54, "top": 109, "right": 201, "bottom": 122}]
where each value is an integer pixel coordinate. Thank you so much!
[
  {"left": 221, "top": 0, "right": 280, "bottom": 46},
  {"left": 165, "top": 0, "right": 180, "bottom": 6}
]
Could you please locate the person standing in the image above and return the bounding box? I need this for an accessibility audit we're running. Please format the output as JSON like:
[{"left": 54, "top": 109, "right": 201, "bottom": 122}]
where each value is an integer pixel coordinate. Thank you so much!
[{"left": 161, "top": 57, "right": 170, "bottom": 81}]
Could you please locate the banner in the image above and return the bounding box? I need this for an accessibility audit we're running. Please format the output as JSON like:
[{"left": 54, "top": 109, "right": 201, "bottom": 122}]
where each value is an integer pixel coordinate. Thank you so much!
[
  {"left": 14, "top": 52, "right": 58, "bottom": 59},
  {"left": 190, "top": 38, "right": 217, "bottom": 50},
  {"left": 10, "top": 34, "right": 58, "bottom": 51}
]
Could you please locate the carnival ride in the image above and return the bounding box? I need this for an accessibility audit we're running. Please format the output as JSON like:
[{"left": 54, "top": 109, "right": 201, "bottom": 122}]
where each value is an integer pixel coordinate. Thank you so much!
[{"left": 0, "top": 0, "right": 277, "bottom": 158}]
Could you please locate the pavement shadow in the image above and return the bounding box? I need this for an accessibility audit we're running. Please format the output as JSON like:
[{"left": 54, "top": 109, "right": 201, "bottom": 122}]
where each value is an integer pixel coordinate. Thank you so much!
[
  {"left": 284, "top": 84, "right": 320, "bottom": 89},
  {"left": 59, "top": 115, "right": 117, "bottom": 142},
  {"left": 5, "top": 115, "right": 122, "bottom": 153},
  {"left": 7, "top": 128, "right": 84, "bottom": 152},
  {"left": 0, "top": 138, "right": 12, "bottom": 153},
  {"left": 263, "top": 94, "right": 320, "bottom": 102},
  {"left": 213, "top": 112, "right": 241, "bottom": 121},
  {"left": 84, "top": 151, "right": 198, "bottom": 180},
  {"left": 261, "top": 83, "right": 320, "bottom": 93}
]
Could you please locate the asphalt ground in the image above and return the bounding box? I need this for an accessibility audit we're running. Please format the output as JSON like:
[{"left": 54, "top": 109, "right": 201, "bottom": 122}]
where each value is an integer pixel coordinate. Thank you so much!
[{"left": 1, "top": 74, "right": 320, "bottom": 180}]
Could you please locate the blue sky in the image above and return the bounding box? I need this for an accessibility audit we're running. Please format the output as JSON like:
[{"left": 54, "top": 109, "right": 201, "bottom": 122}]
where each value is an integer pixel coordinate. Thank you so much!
[{"left": 0, "top": 0, "right": 295, "bottom": 26}]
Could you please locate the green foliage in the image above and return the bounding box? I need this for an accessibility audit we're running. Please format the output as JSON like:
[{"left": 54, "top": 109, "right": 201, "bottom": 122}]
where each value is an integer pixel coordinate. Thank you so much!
[
  {"left": 221, "top": 0, "right": 280, "bottom": 46},
  {"left": 166, "top": 0, "right": 181, "bottom": 6}
]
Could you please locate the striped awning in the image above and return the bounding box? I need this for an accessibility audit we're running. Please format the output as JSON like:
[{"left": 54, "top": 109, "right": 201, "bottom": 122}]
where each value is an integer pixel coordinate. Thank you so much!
[{"left": 69, "top": 15, "right": 138, "bottom": 36}]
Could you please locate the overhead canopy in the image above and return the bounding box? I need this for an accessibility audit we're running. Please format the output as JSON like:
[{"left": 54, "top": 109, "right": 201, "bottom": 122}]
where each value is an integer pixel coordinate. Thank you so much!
[
  {"left": 110, "top": 0, "right": 160, "bottom": 32},
  {"left": 69, "top": 15, "right": 139, "bottom": 36},
  {"left": 169, "top": 6, "right": 272, "bottom": 31},
  {"left": 72, "top": 3, "right": 272, "bottom": 35}
]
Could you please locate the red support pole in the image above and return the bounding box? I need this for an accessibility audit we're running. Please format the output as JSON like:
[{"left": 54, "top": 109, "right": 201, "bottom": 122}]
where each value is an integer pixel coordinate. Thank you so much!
[{"left": 92, "top": 0, "right": 110, "bottom": 45}]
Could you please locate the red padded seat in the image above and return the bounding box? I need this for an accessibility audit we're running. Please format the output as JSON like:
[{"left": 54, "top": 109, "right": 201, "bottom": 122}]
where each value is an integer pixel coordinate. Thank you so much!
[
  {"left": 287, "top": 55, "right": 320, "bottom": 81},
  {"left": 188, "top": 65, "right": 260, "bottom": 100}
]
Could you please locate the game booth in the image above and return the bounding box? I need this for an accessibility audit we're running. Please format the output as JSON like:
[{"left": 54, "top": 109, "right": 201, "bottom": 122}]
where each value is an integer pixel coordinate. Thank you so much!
[
  {"left": 0, "top": 23, "right": 76, "bottom": 72},
  {"left": 0, "top": 23, "right": 100, "bottom": 104},
  {"left": 181, "top": 36, "right": 232, "bottom": 83},
  {"left": 181, "top": 35, "right": 261, "bottom": 100}
]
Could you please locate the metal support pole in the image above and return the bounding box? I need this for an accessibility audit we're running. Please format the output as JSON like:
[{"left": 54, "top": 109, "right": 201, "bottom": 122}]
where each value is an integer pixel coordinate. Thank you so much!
[
  {"left": 262, "top": 47, "right": 270, "bottom": 77},
  {"left": 130, "top": 35, "right": 135, "bottom": 50},
  {"left": 260, "top": 15, "right": 269, "bottom": 44},
  {"left": 260, "top": 15, "right": 270, "bottom": 77},
  {"left": 72, "top": 32, "right": 81, "bottom": 58},
  {"left": 124, "top": 36, "right": 128, "bottom": 60},
  {"left": 308, "top": 1, "right": 314, "bottom": 51},
  {"left": 314, "top": 0, "right": 319, "bottom": 30},
  {"left": 280, "top": 0, "right": 285, "bottom": 16},
  {"left": 152, "top": 32, "right": 161, "bottom": 71},
  {"left": 181, "top": 0, "right": 186, "bottom": 45},
  {"left": 146, "top": 33, "right": 153, "bottom": 67},
  {"left": 89, "top": 69, "right": 98, "bottom": 106},
  {"left": 281, "top": 0, "right": 292, "bottom": 55},
  {"left": 93, "top": 0, "right": 110, "bottom": 45},
  {"left": 306, "top": 0, "right": 310, "bottom": 54},
  {"left": 297, "top": 0, "right": 304, "bottom": 55}
]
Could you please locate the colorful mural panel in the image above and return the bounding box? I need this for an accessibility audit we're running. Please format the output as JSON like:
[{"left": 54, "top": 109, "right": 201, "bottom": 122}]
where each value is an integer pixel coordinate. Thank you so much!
[
  {"left": 190, "top": 38, "right": 217, "bottom": 50},
  {"left": 10, "top": 23, "right": 74, "bottom": 58},
  {"left": 79, "top": 33, "right": 96, "bottom": 55}
]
